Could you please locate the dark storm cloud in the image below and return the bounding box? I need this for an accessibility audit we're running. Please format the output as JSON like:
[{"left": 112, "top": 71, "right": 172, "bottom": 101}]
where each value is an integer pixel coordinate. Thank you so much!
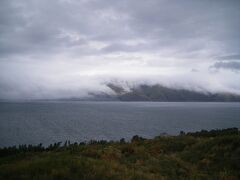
[{"left": 211, "top": 61, "right": 240, "bottom": 71}]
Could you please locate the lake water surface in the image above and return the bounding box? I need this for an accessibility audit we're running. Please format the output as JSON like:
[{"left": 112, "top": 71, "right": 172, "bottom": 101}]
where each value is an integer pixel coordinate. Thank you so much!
[{"left": 0, "top": 101, "right": 240, "bottom": 147}]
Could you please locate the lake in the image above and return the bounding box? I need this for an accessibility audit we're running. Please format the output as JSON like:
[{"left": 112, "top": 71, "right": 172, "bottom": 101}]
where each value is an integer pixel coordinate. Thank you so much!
[{"left": 0, "top": 101, "right": 240, "bottom": 147}]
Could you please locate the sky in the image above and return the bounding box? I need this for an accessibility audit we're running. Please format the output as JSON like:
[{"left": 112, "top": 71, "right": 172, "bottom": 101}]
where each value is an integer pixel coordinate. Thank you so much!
[{"left": 0, "top": 0, "right": 240, "bottom": 99}]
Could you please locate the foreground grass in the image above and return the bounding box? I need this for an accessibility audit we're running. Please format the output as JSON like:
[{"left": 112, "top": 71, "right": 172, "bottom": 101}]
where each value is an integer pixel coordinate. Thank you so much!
[{"left": 0, "top": 128, "right": 239, "bottom": 180}]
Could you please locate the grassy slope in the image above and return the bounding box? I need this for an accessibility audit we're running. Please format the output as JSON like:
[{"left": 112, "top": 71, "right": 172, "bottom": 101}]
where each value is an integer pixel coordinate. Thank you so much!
[{"left": 0, "top": 128, "right": 239, "bottom": 180}]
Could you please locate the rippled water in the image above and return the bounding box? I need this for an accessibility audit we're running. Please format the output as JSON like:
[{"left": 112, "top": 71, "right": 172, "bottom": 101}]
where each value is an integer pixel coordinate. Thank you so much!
[{"left": 0, "top": 101, "right": 240, "bottom": 147}]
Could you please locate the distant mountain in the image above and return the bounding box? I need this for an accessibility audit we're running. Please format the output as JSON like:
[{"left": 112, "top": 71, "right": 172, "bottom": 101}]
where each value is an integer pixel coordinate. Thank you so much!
[{"left": 102, "top": 83, "right": 240, "bottom": 102}]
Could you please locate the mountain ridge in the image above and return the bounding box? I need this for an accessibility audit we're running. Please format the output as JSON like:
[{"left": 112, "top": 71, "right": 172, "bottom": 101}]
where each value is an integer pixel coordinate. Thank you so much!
[{"left": 102, "top": 83, "right": 240, "bottom": 102}]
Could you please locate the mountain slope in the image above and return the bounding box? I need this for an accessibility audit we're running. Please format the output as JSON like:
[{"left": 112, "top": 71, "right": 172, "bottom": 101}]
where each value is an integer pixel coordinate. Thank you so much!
[{"left": 106, "top": 83, "right": 240, "bottom": 102}]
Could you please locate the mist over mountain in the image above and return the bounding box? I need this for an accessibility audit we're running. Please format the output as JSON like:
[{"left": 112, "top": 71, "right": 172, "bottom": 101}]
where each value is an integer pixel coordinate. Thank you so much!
[
  {"left": 0, "top": 0, "right": 240, "bottom": 99},
  {"left": 83, "top": 82, "right": 240, "bottom": 102}
]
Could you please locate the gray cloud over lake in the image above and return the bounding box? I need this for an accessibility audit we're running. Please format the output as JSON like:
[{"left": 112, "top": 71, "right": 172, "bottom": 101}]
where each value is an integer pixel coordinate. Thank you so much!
[
  {"left": 211, "top": 61, "right": 240, "bottom": 71},
  {"left": 0, "top": 0, "right": 240, "bottom": 99},
  {"left": 217, "top": 54, "right": 240, "bottom": 61}
]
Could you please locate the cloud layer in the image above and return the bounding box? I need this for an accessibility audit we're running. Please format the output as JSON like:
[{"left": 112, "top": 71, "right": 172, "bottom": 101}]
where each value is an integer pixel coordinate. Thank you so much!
[{"left": 0, "top": 0, "right": 240, "bottom": 99}]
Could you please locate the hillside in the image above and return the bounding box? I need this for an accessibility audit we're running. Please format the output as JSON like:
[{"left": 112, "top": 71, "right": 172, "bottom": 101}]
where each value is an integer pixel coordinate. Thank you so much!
[
  {"left": 0, "top": 128, "right": 239, "bottom": 179},
  {"left": 105, "top": 83, "right": 240, "bottom": 102}
]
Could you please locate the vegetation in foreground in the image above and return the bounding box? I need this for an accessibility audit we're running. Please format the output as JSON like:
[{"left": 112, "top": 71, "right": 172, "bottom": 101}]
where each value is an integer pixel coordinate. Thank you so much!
[{"left": 0, "top": 128, "right": 239, "bottom": 180}]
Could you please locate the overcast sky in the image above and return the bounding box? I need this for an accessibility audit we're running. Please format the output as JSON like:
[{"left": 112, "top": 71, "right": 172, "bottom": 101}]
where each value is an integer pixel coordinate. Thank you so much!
[{"left": 0, "top": 0, "right": 240, "bottom": 99}]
